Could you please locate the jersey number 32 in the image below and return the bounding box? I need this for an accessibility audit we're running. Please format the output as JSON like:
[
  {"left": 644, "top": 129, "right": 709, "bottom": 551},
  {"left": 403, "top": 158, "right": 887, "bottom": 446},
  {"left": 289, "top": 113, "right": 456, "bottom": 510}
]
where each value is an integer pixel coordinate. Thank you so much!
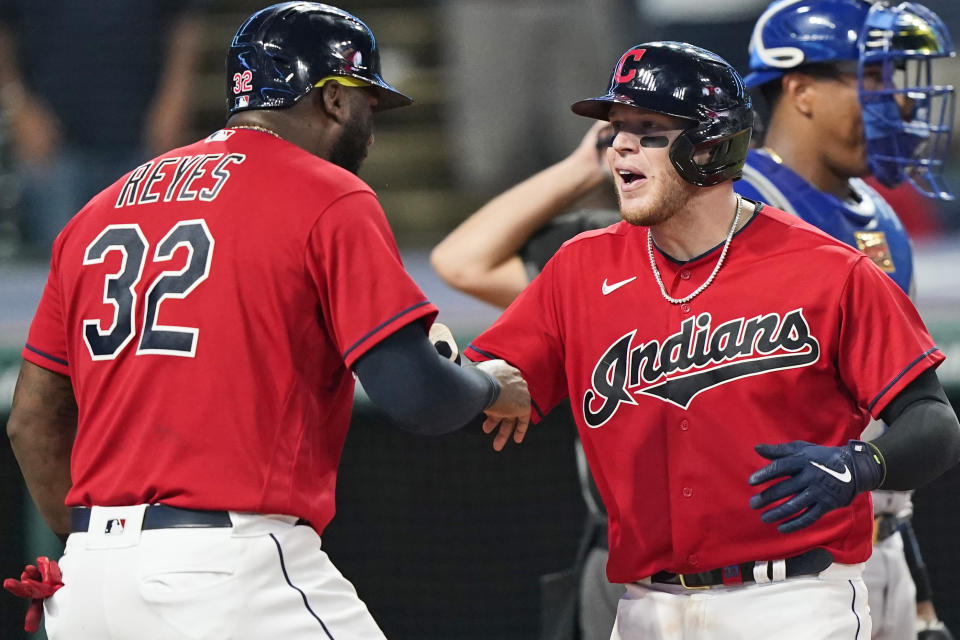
[{"left": 81, "top": 220, "right": 214, "bottom": 360}]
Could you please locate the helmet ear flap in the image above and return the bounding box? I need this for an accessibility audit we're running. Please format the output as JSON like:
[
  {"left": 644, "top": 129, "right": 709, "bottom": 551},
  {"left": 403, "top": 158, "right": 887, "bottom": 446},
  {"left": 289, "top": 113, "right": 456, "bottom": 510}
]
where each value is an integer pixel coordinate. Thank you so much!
[{"left": 669, "top": 126, "right": 752, "bottom": 187}]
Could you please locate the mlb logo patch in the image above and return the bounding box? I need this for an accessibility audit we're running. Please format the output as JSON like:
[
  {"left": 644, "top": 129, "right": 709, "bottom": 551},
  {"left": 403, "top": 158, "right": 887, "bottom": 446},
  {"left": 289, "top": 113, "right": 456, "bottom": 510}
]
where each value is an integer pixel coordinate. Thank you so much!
[
  {"left": 235, "top": 95, "right": 250, "bottom": 109},
  {"left": 206, "top": 129, "right": 237, "bottom": 143},
  {"left": 104, "top": 518, "right": 126, "bottom": 535}
]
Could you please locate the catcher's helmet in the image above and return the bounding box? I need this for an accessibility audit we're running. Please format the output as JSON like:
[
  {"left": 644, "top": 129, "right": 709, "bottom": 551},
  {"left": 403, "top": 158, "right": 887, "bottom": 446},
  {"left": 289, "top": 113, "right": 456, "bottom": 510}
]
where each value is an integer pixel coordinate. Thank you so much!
[
  {"left": 746, "top": 0, "right": 956, "bottom": 200},
  {"left": 572, "top": 42, "right": 753, "bottom": 187},
  {"left": 226, "top": 2, "right": 412, "bottom": 115},
  {"left": 744, "top": 0, "right": 871, "bottom": 88}
]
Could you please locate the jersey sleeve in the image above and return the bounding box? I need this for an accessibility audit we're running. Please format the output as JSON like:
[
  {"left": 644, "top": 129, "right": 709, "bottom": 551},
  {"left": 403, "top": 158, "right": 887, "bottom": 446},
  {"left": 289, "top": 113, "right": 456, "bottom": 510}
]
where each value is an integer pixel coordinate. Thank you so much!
[
  {"left": 837, "top": 256, "right": 944, "bottom": 417},
  {"left": 520, "top": 209, "right": 621, "bottom": 277},
  {"left": 306, "top": 191, "right": 437, "bottom": 369},
  {"left": 465, "top": 257, "right": 568, "bottom": 422},
  {"left": 23, "top": 247, "right": 70, "bottom": 376}
]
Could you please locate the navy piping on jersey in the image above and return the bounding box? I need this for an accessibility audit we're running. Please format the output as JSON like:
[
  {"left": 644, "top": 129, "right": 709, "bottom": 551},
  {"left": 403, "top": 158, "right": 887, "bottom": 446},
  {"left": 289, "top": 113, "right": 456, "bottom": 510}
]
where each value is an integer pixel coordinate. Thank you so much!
[
  {"left": 849, "top": 580, "right": 862, "bottom": 638},
  {"left": 653, "top": 201, "right": 764, "bottom": 266},
  {"left": 269, "top": 533, "right": 336, "bottom": 640},
  {"left": 466, "top": 344, "right": 544, "bottom": 419},
  {"left": 24, "top": 343, "right": 68, "bottom": 367},
  {"left": 466, "top": 344, "right": 498, "bottom": 361},
  {"left": 342, "top": 300, "right": 432, "bottom": 361},
  {"left": 868, "top": 347, "right": 940, "bottom": 412}
]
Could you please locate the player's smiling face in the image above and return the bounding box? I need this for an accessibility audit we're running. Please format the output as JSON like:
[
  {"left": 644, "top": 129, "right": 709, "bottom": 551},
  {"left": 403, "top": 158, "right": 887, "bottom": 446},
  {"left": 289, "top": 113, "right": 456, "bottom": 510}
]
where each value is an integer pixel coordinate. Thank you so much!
[{"left": 606, "top": 105, "right": 697, "bottom": 227}]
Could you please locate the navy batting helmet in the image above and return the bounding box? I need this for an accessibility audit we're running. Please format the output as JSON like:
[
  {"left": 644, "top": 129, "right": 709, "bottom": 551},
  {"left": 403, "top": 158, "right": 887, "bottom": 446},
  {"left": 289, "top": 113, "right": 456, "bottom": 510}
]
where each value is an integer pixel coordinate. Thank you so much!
[
  {"left": 572, "top": 42, "right": 753, "bottom": 187},
  {"left": 226, "top": 2, "right": 412, "bottom": 115}
]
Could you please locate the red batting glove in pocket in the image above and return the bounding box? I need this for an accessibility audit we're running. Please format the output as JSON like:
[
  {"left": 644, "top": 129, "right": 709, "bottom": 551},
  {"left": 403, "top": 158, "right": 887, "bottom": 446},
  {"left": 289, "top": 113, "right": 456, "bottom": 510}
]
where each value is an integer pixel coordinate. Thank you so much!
[{"left": 3, "top": 557, "right": 64, "bottom": 633}]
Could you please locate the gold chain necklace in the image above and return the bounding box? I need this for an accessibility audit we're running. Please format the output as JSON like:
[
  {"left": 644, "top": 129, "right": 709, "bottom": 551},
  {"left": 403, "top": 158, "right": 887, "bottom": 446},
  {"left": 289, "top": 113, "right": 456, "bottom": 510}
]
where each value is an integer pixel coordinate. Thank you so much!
[{"left": 230, "top": 124, "right": 282, "bottom": 140}]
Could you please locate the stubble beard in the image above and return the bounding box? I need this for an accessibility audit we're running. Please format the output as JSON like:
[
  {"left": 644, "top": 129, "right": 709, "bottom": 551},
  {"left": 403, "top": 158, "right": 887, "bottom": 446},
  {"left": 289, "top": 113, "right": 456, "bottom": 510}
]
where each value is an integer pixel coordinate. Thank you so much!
[
  {"left": 330, "top": 111, "right": 372, "bottom": 175},
  {"left": 618, "top": 169, "right": 696, "bottom": 227}
]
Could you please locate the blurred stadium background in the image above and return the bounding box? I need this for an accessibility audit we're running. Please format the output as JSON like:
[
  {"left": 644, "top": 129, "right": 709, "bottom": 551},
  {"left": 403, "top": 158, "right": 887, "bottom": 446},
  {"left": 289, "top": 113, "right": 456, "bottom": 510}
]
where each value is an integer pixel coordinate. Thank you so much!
[{"left": 1, "top": 1, "right": 958, "bottom": 637}]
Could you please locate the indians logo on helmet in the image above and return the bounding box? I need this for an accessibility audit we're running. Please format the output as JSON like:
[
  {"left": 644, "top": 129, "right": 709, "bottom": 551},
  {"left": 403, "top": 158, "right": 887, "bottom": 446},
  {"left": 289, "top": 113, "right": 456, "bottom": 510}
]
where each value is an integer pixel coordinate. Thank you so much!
[{"left": 614, "top": 48, "right": 646, "bottom": 83}]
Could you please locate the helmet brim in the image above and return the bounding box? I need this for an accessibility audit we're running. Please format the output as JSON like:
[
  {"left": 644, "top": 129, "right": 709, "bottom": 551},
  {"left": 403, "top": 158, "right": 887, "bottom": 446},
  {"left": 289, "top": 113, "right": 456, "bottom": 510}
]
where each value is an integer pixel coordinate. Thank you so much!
[
  {"left": 370, "top": 82, "right": 413, "bottom": 111},
  {"left": 571, "top": 94, "right": 701, "bottom": 125},
  {"left": 743, "top": 70, "right": 784, "bottom": 89},
  {"left": 571, "top": 96, "right": 632, "bottom": 121},
  {"left": 316, "top": 73, "right": 413, "bottom": 111}
]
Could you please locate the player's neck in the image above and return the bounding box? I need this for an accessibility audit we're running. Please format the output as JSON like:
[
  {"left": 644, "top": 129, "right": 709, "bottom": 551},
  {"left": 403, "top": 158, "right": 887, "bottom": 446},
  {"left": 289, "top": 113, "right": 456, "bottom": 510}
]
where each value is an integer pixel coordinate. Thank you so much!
[
  {"left": 649, "top": 190, "right": 751, "bottom": 261},
  {"left": 225, "top": 107, "right": 337, "bottom": 161},
  {"left": 763, "top": 127, "right": 850, "bottom": 200}
]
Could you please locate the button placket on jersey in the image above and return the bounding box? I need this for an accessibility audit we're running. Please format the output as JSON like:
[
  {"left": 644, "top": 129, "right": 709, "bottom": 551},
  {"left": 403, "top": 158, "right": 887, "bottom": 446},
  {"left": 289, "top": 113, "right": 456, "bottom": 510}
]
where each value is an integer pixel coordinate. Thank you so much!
[
  {"left": 665, "top": 290, "right": 702, "bottom": 570},
  {"left": 670, "top": 262, "right": 693, "bottom": 312},
  {"left": 670, "top": 399, "right": 700, "bottom": 568}
]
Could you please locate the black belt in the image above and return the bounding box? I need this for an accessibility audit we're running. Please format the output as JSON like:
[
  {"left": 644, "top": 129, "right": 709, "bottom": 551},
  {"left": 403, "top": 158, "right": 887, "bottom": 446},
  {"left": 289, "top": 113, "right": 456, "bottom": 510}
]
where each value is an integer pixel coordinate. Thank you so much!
[
  {"left": 874, "top": 513, "right": 902, "bottom": 543},
  {"left": 650, "top": 548, "right": 834, "bottom": 589},
  {"left": 70, "top": 505, "right": 233, "bottom": 533}
]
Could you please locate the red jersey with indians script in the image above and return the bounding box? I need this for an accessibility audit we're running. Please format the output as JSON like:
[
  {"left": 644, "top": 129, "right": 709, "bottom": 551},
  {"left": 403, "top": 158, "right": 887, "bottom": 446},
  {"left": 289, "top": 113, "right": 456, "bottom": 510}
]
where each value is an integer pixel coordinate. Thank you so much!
[
  {"left": 23, "top": 128, "right": 437, "bottom": 533},
  {"left": 466, "top": 203, "right": 942, "bottom": 583}
]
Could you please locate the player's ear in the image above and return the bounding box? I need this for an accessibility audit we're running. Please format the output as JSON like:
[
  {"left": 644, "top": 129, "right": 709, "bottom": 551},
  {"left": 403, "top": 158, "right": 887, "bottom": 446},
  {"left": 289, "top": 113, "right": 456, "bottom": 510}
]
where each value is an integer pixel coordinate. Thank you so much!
[
  {"left": 781, "top": 73, "right": 816, "bottom": 117},
  {"left": 319, "top": 82, "right": 349, "bottom": 124}
]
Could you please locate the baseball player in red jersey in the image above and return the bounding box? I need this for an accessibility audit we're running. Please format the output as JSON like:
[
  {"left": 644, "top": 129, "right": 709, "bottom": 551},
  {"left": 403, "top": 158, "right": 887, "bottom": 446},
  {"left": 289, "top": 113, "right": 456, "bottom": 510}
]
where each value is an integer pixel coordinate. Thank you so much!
[
  {"left": 466, "top": 42, "right": 960, "bottom": 639},
  {"left": 3, "top": 3, "right": 528, "bottom": 638}
]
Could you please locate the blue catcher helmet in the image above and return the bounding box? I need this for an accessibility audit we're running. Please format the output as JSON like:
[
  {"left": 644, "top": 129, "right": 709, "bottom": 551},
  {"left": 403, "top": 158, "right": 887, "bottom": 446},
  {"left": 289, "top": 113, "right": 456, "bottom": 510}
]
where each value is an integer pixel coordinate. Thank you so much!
[{"left": 746, "top": 0, "right": 956, "bottom": 200}]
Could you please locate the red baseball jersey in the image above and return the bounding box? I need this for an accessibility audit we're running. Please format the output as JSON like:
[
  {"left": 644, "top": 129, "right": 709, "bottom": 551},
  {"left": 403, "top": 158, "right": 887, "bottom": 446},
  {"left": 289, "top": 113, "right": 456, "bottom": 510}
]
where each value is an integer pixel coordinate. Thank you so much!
[
  {"left": 466, "top": 204, "right": 943, "bottom": 583},
  {"left": 23, "top": 128, "right": 437, "bottom": 532}
]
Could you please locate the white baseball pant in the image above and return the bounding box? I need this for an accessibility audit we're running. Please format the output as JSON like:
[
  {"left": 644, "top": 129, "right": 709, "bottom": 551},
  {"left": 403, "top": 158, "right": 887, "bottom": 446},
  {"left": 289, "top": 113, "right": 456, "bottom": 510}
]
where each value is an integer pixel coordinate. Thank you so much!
[
  {"left": 44, "top": 507, "right": 386, "bottom": 640},
  {"left": 610, "top": 562, "right": 871, "bottom": 640}
]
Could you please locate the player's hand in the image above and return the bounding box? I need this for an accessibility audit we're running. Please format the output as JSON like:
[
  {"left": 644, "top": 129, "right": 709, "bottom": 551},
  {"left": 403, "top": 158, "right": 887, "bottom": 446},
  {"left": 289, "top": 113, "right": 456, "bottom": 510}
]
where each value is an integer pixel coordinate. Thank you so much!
[
  {"left": 748, "top": 440, "right": 885, "bottom": 533},
  {"left": 918, "top": 620, "right": 955, "bottom": 640},
  {"left": 429, "top": 322, "right": 461, "bottom": 365},
  {"left": 918, "top": 602, "right": 954, "bottom": 640},
  {"left": 569, "top": 120, "right": 614, "bottom": 180},
  {"left": 3, "top": 556, "right": 64, "bottom": 633},
  {"left": 475, "top": 359, "right": 530, "bottom": 451}
]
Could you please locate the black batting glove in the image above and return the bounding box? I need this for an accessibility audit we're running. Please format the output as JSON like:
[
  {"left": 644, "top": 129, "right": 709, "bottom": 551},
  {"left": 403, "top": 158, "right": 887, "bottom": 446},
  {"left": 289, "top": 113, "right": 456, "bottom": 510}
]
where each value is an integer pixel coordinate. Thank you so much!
[{"left": 748, "top": 439, "right": 885, "bottom": 533}]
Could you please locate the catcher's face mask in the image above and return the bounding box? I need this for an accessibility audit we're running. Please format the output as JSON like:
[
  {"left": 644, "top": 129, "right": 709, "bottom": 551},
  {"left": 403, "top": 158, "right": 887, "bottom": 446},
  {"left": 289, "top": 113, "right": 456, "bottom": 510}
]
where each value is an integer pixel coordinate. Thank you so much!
[{"left": 858, "top": 1, "right": 956, "bottom": 200}]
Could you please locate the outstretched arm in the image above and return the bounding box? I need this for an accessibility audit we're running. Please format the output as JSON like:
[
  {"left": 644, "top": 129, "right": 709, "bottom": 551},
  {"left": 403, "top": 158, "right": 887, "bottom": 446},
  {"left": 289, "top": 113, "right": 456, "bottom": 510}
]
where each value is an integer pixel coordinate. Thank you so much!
[
  {"left": 7, "top": 361, "right": 77, "bottom": 537},
  {"left": 431, "top": 121, "right": 611, "bottom": 308},
  {"left": 354, "top": 322, "right": 529, "bottom": 439}
]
